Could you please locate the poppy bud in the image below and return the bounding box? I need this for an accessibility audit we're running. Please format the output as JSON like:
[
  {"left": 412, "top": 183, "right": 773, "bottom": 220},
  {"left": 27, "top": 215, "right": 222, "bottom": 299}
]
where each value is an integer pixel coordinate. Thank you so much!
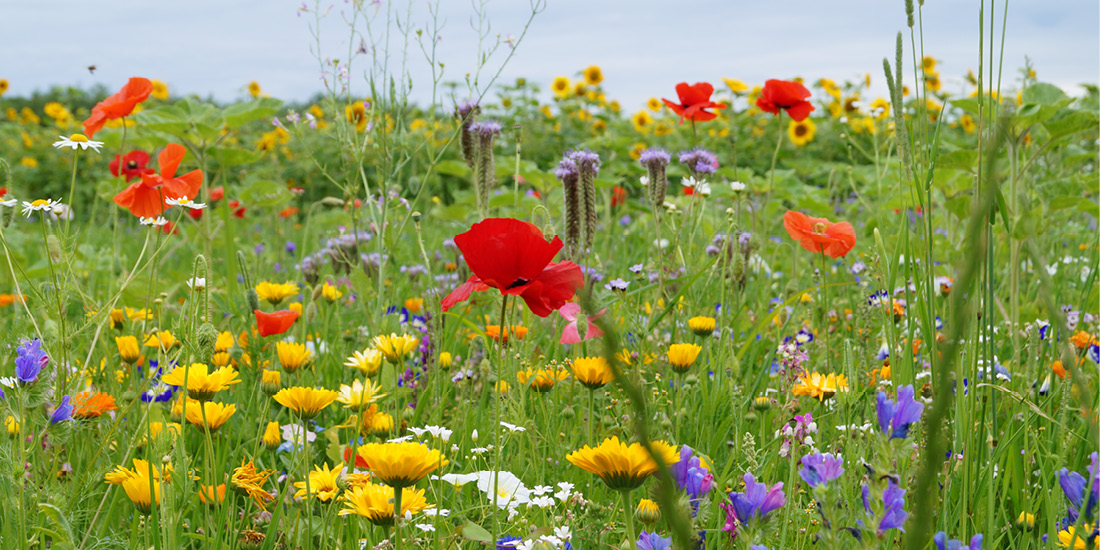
[
  {"left": 560, "top": 406, "right": 576, "bottom": 420},
  {"left": 306, "top": 302, "right": 318, "bottom": 324},
  {"left": 310, "top": 284, "right": 324, "bottom": 302},
  {"left": 246, "top": 289, "right": 260, "bottom": 313},
  {"left": 47, "top": 235, "right": 62, "bottom": 263},
  {"left": 195, "top": 322, "right": 218, "bottom": 361}
]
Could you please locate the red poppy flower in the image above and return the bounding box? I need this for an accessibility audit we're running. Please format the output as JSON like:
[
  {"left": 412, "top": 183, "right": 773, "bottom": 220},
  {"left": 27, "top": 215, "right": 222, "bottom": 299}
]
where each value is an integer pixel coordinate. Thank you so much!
[
  {"left": 187, "top": 208, "right": 203, "bottom": 221},
  {"left": 279, "top": 206, "right": 299, "bottom": 218},
  {"left": 783, "top": 210, "right": 857, "bottom": 258},
  {"left": 611, "top": 185, "right": 627, "bottom": 208},
  {"left": 113, "top": 144, "right": 204, "bottom": 218},
  {"left": 210, "top": 186, "right": 225, "bottom": 202},
  {"left": 661, "top": 82, "right": 726, "bottom": 124},
  {"left": 255, "top": 309, "right": 299, "bottom": 337},
  {"left": 757, "top": 79, "right": 815, "bottom": 122},
  {"left": 343, "top": 446, "right": 370, "bottom": 469},
  {"left": 82, "top": 77, "right": 153, "bottom": 138},
  {"left": 109, "top": 150, "right": 154, "bottom": 182},
  {"left": 441, "top": 218, "right": 584, "bottom": 317},
  {"left": 229, "top": 200, "right": 246, "bottom": 218}
]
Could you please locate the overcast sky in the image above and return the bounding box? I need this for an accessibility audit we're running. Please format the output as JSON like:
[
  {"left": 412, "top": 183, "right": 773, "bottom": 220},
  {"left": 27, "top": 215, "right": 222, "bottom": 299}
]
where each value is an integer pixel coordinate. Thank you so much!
[{"left": 1, "top": 0, "right": 1097, "bottom": 110}]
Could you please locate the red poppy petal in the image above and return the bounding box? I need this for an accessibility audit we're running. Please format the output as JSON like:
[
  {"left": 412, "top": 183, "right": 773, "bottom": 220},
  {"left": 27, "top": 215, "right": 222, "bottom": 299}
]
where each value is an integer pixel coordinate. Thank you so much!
[
  {"left": 158, "top": 143, "right": 187, "bottom": 179},
  {"left": 756, "top": 96, "right": 779, "bottom": 116},
  {"left": 689, "top": 110, "right": 718, "bottom": 122},
  {"left": 785, "top": 101, "right": 815, "bottom": 122},
  {"left": 255, "top": 309, "right": 299, "bottom": 337},
  {"left": 560, "top": 321, "right": 582, "bottom": 344},
  {"left": 455, "top": 218, "right": 561, "bottom": 288},
  {"left": 441, "top": 276, "right": 489, "bottom": 312},
  {"left": 519, "top": 261, "right": 583, "bottom": 318},
  {"left": 783, "top": 210, "right": 812, "bottom": 240},
  {"left": 662, "top": 99, "right": 685, "bottom": 115}
]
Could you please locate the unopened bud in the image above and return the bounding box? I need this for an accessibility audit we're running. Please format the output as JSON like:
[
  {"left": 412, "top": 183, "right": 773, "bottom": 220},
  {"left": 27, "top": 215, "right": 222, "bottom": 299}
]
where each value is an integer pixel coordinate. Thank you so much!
[{"left": 47, "top": 235, "right": 62, "bottom": 263}]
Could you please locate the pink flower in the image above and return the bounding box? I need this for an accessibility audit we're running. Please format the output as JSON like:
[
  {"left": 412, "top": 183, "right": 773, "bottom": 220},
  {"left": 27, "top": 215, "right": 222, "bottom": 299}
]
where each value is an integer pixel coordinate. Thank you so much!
[{"left": 558, "top": 302, "right": 606, "bottom": 344}]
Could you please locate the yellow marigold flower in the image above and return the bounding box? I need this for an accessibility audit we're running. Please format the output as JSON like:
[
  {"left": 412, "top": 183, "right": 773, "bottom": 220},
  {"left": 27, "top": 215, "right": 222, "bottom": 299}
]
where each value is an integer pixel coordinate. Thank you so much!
[
  {"left": 404, "top": 297, "right": 423, "bottom": 313},
  {"left": 616, "top": 349, "right": 633, "bottom": 366},
  {"left": 1057, "top": 524, "right": 1096, "bottom": 549},
  {"left": 373, "top": 333, "right": 419, "bottom": 364},
  {"left": 248, "top": 81, "right": 262, "bottom": 98},
  {"left": 144, "top": 330, "right": 180, "bottom": 351},
  {"left": 263, "top": 421, "right": 281, "bottom": 450},
  {"left": 199, "top": 484, "right": 226, "bottom": 506},
  {"left": 5, "top": 415, "right": 18, "bottom": 436},
  {"left": 345, "top": 349, "right": 383, "bottom": 376},
  {"left": 260, "top": 369, "right": 281, "bottom": 396},
  {"left": 636, "top": 498, "right": 661, "bottom": 524},
  {"left": 215, "top": 331, "right": 235, "bottom": 353},
  {"left": 273, "top": 386, "right": 339, "bottom": 420},
  {"left": 667, "top": 343, "right": 702, "bottom": 373},
  {"left": 1016, "top": 511, "right": 1035, "bottom": 530},
  {"left": 438, "top": 352, "right": 453, "bottom": 368},
  {"left": 183, "top": 400, "right": 236, "bottom": 433},
  {"left": 496, "top": 380, "right": 511, "bottom": 393},
  {"left": 337, "top": 378, "right": 387, "bottom": 411},
  {"left": 788, "top": 118, "right": 817, "bottom": 147},
  {"left": 161, "top": 363, "right": 241, "bottom": 401},
  {"left": 104, "top": 459, "right": 171, "bottom": 485},
  {"left": 231, "top": 459, "right": 275, "bottom": 509},
  {"left": 255, "top": 281, "right": 299, "bottom": 305},
  {"left": 126, "top": 307, "right": 153, "bottom": 321},
  {"left": 1070, "top": 331, "right": 1096, "bottom": 349},
  {"left": 583, "top": 65, "right": 604, "bottom": 86},
  {"left": 356, "top": 441, "right": 448, "bottom": 487},
  {"left": 571, "top": 357, "right": 614, "bottom": 390},
  {"left": 339, "top": 482, "right": 433, "bottom": 525},
  {"left": 566, "top": 436, "right": 679, "bottom": 491},
  {"left": 276, "top": 341, "right": 312, "bottom": 373},
  {"left": 294, "top": 462, "right": 344, "bottom": 501},
  {"left": 723, "top": 78, "right": 748, "bottom": 93},
  {"left": 146, "top": 422, "right": 181, "bottom": 443},
  {"left": 517, "top": 367, "right": 570, "bottom": 392},
  {"left": 321, "top": 281, "right": 343, "bottom": 302},
  {"left": 358, "top": 404, "right": 394, "bottom": 437},
  {"left": 792, "top": 372, "right": 849, "bottom": 401},
  {"left": 121, "top": 468, "right": 160, "bottom": 515},
  {"left": 116, "top": 335, "right": 141, "bottom": 364},
  {"left": 688, "top": 316, "right": 716, "bottom": 337}
]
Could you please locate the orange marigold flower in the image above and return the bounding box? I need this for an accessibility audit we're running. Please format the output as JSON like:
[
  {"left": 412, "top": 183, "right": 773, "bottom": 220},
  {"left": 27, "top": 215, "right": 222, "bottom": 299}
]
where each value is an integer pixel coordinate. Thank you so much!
[{"left": 72, "top": 392, "right": 118, "bottom": 419}]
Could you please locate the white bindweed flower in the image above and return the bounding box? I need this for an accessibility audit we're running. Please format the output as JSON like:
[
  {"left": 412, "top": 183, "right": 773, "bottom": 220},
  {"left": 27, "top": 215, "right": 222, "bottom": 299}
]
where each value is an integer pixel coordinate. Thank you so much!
[
  {"left": 165, "top": 196, "right": 207, "bottom": 210},
  {"left": 139, "top": 216, "right": 169, "bottom": 227},
  {"left": 408, "top": 425, "right": 453, "bottom": 441},
  {"left": 22, "top": 198, "right": 63, "bottom": 217},
  {"left": 52, "top": 133, "right": 104, "bottom": 152}
]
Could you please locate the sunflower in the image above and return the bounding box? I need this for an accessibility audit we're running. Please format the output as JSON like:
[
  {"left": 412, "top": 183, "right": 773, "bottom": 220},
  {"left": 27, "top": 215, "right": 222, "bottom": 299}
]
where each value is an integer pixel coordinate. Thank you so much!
[
  {"left": 276, "top": 341, "right": 312, "bottom": 373},
  {"left": 356, "top": 441, "right": 448, "bottom": 487},
  {"left": 345, "top": 349, "right": 384, "bottom": 377},
  {"left": 337, "top": 378, "right": 387, "bottom": 411},
  {"left": 0, "top": 79, "right": 8, "bottom": 95},
  {"left": 183, "top": 400, "right": 236, "bottom": 433},
  {"left": 516, "top": 367, "right": 570, "bottom": 392},
  {"left": 571, "top": 357, "right": 614, "bottom": 390},
  {"left": 255, "top": 281, "right": 299, "bottom": 305},
  {"left": 787, "top": 118, "right": 817, "bottom": 147},
  {"left": 688, "top": 316, "right": 716, "bottom": 337},
  {"left": 248, "top": 81, "right": 262, "bottom": 98},
  {"left": 273, "top": 386, "right": 339, "bottom": 420},
  {"left": 340, "top": 482, "right": 433, "bottom": 525},
  {"left": 231, "top": 459, "right": 275, "bottom": 509},
  {"left": 791, "top": 372, "right": 849, "bottom": 401},
  {"left": 583, "top": 65, "right": 604, "bottom": 86},
  {"left": 150, "top": 80, "right": 169, "bottom": 100},
  {"left": 667, "top": 343, "right": 702, "bottom": 374},
  {"left": 925, "top": 72, "right": 942, "bottom": 93},
  {"left": 373, "top": 333, "right": 419, "bottom": 364},
  {"left": 959, "top": 114, "right": 976, "bottom": 134},
  {"left": 72, "top": 391, "right": 118, "bottom": 419},
  {"left": 161, "top": 363, "right": 240, "bottom": 401},
  {"left": 551, "top": 77, "right": 571, "bottom": 98},
  {"left": 116, "top": 335, "right": 141, "bottom": 364},
  {"left": 294, "top": 462, "right": 345, "bottom": 502},
  {"left": 632, "top": 110, "right": 654, "bottom": 133},
  {"left": 566, "top": 437, "right": 679, "bottom": 491},
  {"left": 922, "top": 56, "right": 936, "bottom": 73}
]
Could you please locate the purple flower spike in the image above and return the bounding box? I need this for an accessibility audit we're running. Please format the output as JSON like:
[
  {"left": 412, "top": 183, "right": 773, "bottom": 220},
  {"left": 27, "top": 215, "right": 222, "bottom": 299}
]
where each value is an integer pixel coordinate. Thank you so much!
[
  {"left": 670, "top": 445, "right": 714, "bottom": 501},
  {"left": 878, "top": 481, "right": 909, "bottom": 532},
  {"left": 469, "top": 120, "right": 502, "bottom": 137},
  {"left": 15, "top": 338, "right": 49, "bottom": 384},
  {"left": 799, "top": 452, "right": 845, "bottom": 488},
  {"left": 728, "top": 473, "right": 786, "bottom": 524},
  {"left": 876, "top": 384, "right": 924, "bottom": 439},
  {"left": 51, "top": 395, "right": 73, "bottom": 424},
  {"left": 638, "top": 148, "right": 670, "bottom": 168}
]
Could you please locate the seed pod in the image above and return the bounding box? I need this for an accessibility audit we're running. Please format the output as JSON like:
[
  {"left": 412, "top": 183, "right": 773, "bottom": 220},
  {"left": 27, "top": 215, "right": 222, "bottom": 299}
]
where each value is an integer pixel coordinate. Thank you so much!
[
  {"left": 195, "top": 322, "right": 218, "bottom": 362},
  {"left": 47, "top": 235, "right": 62, "bottom": 263},
  {"left": 245, "top": 288, "right": 260, "bottom": 313}
]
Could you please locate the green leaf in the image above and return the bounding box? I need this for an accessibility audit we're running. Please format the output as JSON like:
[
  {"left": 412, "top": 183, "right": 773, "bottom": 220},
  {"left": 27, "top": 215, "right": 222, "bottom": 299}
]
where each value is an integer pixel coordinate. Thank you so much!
[
  {"left": 459, "top": 521, "right": 494, "bottom": 543},
  {"left": 134, "top": 105, "right": 189, "bottom": 135},
  {"left": 946, "top": 195, "right": 972, "bottom": 221},
  {"left": 239, "top": 179, "right": 292, "bottom": 209},
  {"left": 1079, "top": 200, "right": 1100, "bottom": 218},
  {"left": 1047, "top": 196, "right": 1081, "bottom": 212},
  {"left": 951, "top": 98, "right": 981, "bottom": 116},
  {"left": 935, "top": 150, "right": 979, "bottom": 171},
  {"left": 435, "top": 159, "right": 470, "bottom": 178},
  {"left": 212, "top": 147, "right": 263, "bottom": 167},
  {"left": 1043, "top": 110, "right": 1098, "bottom": 141},
  {"left": 1022, "top": 82, "right": 1067, "bottom": 106},
  {"left": 223, "top": 97, "right": 283, "bottom": 129}
]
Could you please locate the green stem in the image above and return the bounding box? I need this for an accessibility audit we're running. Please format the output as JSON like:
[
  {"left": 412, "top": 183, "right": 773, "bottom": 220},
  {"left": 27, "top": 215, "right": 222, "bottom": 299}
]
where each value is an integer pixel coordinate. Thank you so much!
[
  {"left": 619, "top": 489, "right": 637, "bottom": 545},
  {"left": 820, "top": 246, "right": 833, "bottom": 372},
  {"left": 392, "top": 485, "right": 404, "bottom": 550}
]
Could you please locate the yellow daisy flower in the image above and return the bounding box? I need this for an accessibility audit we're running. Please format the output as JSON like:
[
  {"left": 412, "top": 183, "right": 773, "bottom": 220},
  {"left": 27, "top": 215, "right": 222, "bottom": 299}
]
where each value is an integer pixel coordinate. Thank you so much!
[
  {"left": 255, "top": 281, "right": 299, "bottom": 305},
  {"left": 373, "top": 333, "right": 419, "bottom": 364},
  {"left": 570, "top": 357, "right": 614, "bottom": 390},
  {"left": 339, "top": 482, "right": 433, "bottom": 525},
  {"left": 566, "top": 437, "right": 679, "bottom": 490},
  {"left": 183, "top": 400, "right": 237, "bottom": 433},
  {"left": 273, "top": 386, "right": 339, "bottom": 420},
  {"left": 337, "top": 378, "right": 387, "bottom": 411},
  {"left": 294, "top": 462, "right": 345, "bottom": 501},
  {"left": 356, "top": 441, "right": 448, "bottom": 487},
  {"left": 161, "top": 363, "right": 241, "bottom": 401},
  {"left": 345, "top": 349, "right": 384, "bottom": 377},
  {"left": 667, "top": 343, "right": 702, "bottom": 373},
  {"left": 276, "top": 341, "right": 312, "bottom": 373}
]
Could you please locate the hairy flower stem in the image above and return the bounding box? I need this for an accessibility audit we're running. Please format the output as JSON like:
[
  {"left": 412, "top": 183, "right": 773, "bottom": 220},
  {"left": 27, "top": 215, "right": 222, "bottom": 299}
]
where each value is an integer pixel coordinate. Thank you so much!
[
  {"left": 819, "top": 246, "right": 833, "bottom": 372},
  {"left": 393, "top": 485, "right": 404, "bottom": 550},
  {"left": 491, "top": 294, "right": 510, "bottom": 547},
  {"left": 619, "top": 489, "right": 637, "bottom": 545}
]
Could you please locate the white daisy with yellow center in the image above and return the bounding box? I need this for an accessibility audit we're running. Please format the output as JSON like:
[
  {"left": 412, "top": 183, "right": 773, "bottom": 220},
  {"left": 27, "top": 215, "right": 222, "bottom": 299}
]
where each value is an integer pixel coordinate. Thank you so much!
[
  {"left": 21, "top": 198, "right": 63, "bottom": 217},
  {"left": 165, "top": 196, "right": 207, "bottom": 210},
  {"left": 139, "top": 216, "right": 169, "bottom": 227},
  {"left": 52, "top": 133, "right": 104, "bottom": 152}
]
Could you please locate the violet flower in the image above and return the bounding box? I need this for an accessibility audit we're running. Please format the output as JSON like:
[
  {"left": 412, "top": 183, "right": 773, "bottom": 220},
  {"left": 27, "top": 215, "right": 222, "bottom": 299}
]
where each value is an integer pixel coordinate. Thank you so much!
[
  {"left": 861, "top": 480, "right": 909, "bottom": 533},
  {"left": 876, "top": 384, "right": 924, "bottom": 439},
  {"left": 636, "top": 531, "right": 672, "bottom": 550},
  {"left": 728, "top": 473, "right": 786, "bottom": 524},
  {"left": 51, "top": 395, "right": 73, "bottom": 424},
  {"left": 15, "top": 338, "right": 49, "bottom": 384},
  {"left": 934, "top": 532, "right": 983, "bottom": 550},
  {"left": 670, "top": 445, "right": 714, "bottom": 502},
  {"left": 799, "top": 452, "right": 845, "bottom": 488}
]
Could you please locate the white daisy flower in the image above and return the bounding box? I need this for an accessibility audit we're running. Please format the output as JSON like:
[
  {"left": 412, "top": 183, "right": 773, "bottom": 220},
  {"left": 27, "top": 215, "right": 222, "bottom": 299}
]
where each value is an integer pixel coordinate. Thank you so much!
[
  {"left": 730, "top": 180, "right": 746, "bottom": 192},
  {"left": 21, "top": 198, "right": 62, "bottom": 217},
  {"left": 186, "top": 277, "right": 206, "bottom": 291},
  {"left": 165, "top": 196, "right": 207, "bottom": 210},
  {"left": 500, "top": 421, "right": 526, "bottom": 432},
  {"left": 1, "top": 198, "right": 18, "bottom": 207},
  {"left": 139, "top": 216, "right": 169, "bottom": 227},
  {"left": 52, "top": 134, "right": 104, "bottom": 152},
  {"left": 414, "top": 523, "right": 435, "bottom": 532}
]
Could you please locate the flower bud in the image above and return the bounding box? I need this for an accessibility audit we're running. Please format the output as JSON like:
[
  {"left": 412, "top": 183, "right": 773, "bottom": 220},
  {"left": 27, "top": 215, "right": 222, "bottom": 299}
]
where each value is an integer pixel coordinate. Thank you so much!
[{"left": 635, "top": 498, "right": 661, "bottom": 525}]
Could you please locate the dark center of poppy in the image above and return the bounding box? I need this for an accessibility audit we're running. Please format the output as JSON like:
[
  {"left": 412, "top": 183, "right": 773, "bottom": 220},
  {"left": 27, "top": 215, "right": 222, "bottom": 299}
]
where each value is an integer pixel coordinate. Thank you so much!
[
  {"left": 127, "top": 160, "right": 139, "bottom": 169},
  {"left": 505, "top": 278, "right": 530, "bottom": 290}
]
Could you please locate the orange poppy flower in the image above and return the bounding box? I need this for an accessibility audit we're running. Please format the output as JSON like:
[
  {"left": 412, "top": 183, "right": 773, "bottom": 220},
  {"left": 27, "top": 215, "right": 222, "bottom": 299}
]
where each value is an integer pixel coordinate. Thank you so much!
[
  {"left": 83, "top": 77, "right": 153, "bottom": 138},
  {"left": 113, "top": 144, "right": 204, "bottom": 218},
  {"left": 661, "top": 82, "right": 726, "bottom": 124},
  {"left": 71, "top": 391, "right": 119, "bottom": 419},
  {"left": 783, "top": 210, "right": 857, "bottom": 258},
  {"left": 255, "top": 309, "right": 299, "bottom": 337}
]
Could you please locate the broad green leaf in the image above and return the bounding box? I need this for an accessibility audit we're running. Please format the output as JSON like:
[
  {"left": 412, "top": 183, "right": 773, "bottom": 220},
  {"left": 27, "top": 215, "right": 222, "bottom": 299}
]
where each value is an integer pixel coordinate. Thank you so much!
[
  {"left": 459, "top": 521, "right": 493, "bottom": 543},
  {"left": 212, "top": 147, "right": 263, "bottom": 167},
  {"left": 946, "top": 195, "right": 972, "bottom": 221},
  {"left": 936, "top": 150, "right": 979, "bottom": 171},
  {"left": 1022, "top": 82, "right": 1067, "bottom": 106},
  {"left": 223, "top": 97, "right": 283, "bottom": 129},
  {"left": 435, "top": 159, "right": 470, "bottom": 178}
]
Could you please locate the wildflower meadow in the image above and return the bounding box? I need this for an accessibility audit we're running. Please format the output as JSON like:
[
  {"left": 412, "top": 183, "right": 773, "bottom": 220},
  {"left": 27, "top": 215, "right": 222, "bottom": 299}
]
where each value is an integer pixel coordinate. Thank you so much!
[{"left": 0, "top": 1, "right": 1097, "bottom": 549}]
